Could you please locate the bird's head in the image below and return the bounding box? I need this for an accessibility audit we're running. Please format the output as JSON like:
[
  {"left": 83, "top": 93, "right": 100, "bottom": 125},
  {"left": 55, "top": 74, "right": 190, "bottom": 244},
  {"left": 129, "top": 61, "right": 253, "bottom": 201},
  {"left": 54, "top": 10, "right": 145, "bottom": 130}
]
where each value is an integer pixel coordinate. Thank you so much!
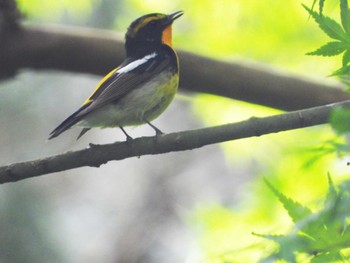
[{"left": 125, "top": 11, "right": 183, "bottom": 56}]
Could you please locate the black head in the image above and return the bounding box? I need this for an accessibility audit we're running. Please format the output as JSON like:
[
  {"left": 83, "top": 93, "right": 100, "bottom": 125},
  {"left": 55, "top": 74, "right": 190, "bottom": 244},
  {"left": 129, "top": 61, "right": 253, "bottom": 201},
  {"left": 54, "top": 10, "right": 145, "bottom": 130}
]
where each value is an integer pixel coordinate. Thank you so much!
[{"left": 125, "top": 11, "right": 183, "bottom": 56}]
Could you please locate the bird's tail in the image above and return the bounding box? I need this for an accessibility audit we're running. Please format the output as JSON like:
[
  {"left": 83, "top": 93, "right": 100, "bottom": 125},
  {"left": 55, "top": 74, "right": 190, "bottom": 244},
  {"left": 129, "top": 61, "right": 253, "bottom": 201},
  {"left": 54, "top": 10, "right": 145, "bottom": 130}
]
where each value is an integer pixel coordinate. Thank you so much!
[
  {"left": 48, "top": 117, "right": 78, "bottom": 140},
  {"left": 48, "top": 107, "right": 87, "bottom": 140}
]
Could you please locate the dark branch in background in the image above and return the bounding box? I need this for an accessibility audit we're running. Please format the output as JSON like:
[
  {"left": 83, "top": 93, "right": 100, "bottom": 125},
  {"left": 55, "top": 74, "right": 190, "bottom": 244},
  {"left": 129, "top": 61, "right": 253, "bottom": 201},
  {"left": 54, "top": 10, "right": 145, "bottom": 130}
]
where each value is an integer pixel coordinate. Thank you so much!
[
  {"left": 1, "top": 99, "right": 349, "bottom": 184},
  {"left": 0, "top": 0, "right": 21, "bottom": 32},
  {"left": 1, "top": 25, "right": 350, "bottom": 111}
]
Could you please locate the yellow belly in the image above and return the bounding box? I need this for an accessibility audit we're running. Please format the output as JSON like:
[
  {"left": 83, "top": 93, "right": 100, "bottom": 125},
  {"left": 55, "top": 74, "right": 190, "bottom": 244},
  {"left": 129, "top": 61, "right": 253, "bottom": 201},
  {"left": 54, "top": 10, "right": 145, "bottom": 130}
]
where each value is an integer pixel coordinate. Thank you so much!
[{"left": 76, "top": 72, "right": 179, "bottom": 128}]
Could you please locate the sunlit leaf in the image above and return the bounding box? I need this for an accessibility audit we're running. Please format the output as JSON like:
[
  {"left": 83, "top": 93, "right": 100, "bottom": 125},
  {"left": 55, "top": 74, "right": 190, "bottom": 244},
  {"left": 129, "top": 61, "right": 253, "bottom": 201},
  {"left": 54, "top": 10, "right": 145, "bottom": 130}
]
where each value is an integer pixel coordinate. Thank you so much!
[
  {"left": 340, "top": 0, "right": 350, "bottom": 34},
  {"left": 303, "top": 4, "right": 348, "bottom": 41},
  {"left": 264, "top": 179, "right": 312, "bottom": 223},
  {"left": 319, "top": 0, "right": 325, "bottom": 15},
  {"left": 306, "top": 41, "right": 348, "bottom": 56},
  {"left": 330, "top": 64, "right": 350, "bottom": 76},
  {"left": 325, "top": 174, "right": 337, "bottom": 206},
  {"left": 309, "top": 252, "right": 346, "bottom": 262},
  {"left": 259, "top": 178, "right": 350, "bottom": 261},
  {"left": 342, "top": 49, "right": 350, "bottom": 66},
  {"left": 252, "top": 232, "right": 285, "bottom": 244}
]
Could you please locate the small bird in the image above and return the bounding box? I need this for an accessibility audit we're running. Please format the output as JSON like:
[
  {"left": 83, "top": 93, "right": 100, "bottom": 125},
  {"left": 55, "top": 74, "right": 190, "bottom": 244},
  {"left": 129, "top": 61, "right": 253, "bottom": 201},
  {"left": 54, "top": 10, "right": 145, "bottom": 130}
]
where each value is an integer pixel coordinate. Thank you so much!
[{"left": 49, "top": 11, "right": 183, "bottom": 141}]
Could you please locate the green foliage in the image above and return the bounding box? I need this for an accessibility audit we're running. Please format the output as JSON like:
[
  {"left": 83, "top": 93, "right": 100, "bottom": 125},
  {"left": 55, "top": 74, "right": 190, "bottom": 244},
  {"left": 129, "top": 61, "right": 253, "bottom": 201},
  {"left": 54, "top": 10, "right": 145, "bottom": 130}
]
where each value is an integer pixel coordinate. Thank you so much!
[
  {"left": 330, "top": 107, "right": 350, "bottom": 133},
  {"left": 307, "top": 41, "right": 348, "bottom": 56},
  {"left": 306, "top": 1, "right": 350, "bottom": 158},
  {"left": 329, "top": 106, "right": 350, "bottom": 157},
  {"left": 311, "top": 0, "right": 326, "bottom": 15},
  {"left": 263, "top": 179, "right": 312, "bottom": 223},
  {"left": 304, "top": 1, "right": 350, "bottom": 78},
  {"left": 303, "top": 4, "right": 348, "bottom": 41},
  {"left": 319, "top": 0, "right": 325, "bottom": 15},
  {"left": 341, "top": 0, "right": 350, "bottom": 34},
  {"left": 258, "top": 176, "right": 350, "bottom": 262}
]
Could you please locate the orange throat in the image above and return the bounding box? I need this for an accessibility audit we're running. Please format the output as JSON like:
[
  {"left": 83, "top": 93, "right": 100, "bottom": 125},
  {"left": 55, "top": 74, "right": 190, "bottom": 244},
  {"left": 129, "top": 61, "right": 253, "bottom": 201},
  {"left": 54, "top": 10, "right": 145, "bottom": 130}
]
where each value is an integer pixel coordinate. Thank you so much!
[{"left": 162, "top": 26, "right": 172, "bottom": 47}]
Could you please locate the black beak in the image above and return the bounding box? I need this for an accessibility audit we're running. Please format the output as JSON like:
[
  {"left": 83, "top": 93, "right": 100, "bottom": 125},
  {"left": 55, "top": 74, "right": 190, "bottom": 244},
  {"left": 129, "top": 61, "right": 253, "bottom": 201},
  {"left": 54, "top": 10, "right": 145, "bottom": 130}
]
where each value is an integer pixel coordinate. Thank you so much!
[{"left": 168, "top": 10, "right": 184, "bottom": 22}]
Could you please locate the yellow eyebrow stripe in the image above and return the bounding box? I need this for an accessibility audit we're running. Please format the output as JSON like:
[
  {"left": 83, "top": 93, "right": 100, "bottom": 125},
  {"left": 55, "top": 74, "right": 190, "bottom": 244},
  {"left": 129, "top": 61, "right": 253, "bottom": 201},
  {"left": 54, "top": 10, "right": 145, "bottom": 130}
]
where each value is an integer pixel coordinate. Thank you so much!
[
  {"left": 132, "top": 14, "right": 164, "bottom": 33},
  {"left": 83, "top": 67, "right": 119, "bottom": 106}
]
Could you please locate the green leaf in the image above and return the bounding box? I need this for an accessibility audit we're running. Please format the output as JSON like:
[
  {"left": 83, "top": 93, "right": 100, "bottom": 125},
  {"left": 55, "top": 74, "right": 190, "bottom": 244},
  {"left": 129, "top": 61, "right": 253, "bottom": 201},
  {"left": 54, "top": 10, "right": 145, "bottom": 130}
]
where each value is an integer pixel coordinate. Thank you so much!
[
  {"left": 306, "top": 41, "right": 348, "bottom": 56},
  {"left": 259, "top": 178, "right": 350, "bottom": 261},
  {"left": 309, "top": 0, "right": 324, "bottom": 14},
  {"left": 319, "top": 0, "right": 325, "bottom": 15},
  {"left": 340, "top": 0, "right": 350, "bottom": 34},
  {"left": 330, "top": 107, "right": 350, "bottom": 133},
  {"left": 310, "top": 252, "right": 346, "bottom": 263},
  {"left": 303, "top": 4, "right": 348, "bottom": 42},
  {"left": 264, "top": 179, "right": 312, "bottom": 223},
  {"left": 330, "top": 64, "right": 350, "bottom": 76},
  {"left": 257, "top": 233, "right": 310, "bottom": 263},
  {"left": 252, "top": 232, "right": 285, "bottom": 243},
  {"left": 311, "top": 0, "right": 316, "bottom": 11},
  {"left": 342, "top": 49, "right": 350, "bottom": 66},
  {"left": 325, "top": 174, "right": 337, "bottom": 207}
]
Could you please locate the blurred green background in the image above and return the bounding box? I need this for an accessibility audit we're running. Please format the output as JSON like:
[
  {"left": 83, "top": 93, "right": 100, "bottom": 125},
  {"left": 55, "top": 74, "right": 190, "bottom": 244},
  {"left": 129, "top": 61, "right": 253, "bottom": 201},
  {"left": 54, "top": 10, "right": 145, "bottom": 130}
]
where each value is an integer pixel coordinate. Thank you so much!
[{"left": 1, "top": 0, "right": 349, "bottom": 262}]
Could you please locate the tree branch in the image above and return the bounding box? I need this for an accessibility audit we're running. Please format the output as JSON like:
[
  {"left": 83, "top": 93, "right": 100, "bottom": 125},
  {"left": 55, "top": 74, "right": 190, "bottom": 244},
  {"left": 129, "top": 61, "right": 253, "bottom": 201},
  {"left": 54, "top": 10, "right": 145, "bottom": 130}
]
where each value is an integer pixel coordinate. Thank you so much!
[
  {"left": 1, "top": 24, "right": 350, "bottom": 110},
  {"left": 1, "top": 100, "right": 348, "bottom": 184}
]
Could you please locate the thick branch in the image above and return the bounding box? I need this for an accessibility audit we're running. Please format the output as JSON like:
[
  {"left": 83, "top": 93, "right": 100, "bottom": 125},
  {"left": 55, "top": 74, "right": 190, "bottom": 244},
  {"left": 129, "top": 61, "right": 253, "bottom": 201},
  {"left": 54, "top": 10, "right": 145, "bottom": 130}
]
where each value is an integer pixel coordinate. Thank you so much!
[
  {"left": 1, "top": 24, "right": 350, "bottom": 110},
  {"left": 1, "top": 100, "right": 349, "bottom": 184}
]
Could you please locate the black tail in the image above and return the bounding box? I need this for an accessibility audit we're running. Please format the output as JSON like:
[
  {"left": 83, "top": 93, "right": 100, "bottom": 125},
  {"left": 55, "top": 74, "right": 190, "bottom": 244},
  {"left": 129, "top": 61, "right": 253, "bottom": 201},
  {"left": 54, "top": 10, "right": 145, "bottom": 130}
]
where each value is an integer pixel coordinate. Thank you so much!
[
  {"left": 48, "top": 105, "right": 89, "bottom": 140},
  {"left": 48, "top": 115, "right": 79, "bottom": 140}
]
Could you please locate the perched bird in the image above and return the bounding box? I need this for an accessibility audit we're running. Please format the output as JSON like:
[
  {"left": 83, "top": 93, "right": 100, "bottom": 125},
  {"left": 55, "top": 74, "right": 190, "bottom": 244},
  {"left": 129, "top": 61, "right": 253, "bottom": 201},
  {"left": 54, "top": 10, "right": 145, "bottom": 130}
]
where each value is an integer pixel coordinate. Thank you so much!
[{"left": 49, "top": 11, "right": 183, "bottom": 140}]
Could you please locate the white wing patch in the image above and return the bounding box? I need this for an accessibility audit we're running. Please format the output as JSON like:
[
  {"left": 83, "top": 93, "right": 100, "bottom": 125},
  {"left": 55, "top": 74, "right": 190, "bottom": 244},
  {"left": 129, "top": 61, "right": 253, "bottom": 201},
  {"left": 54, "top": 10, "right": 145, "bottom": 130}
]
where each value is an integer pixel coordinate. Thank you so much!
[{"left": 117, "top": 52, "right": 158, "bottom": 74}]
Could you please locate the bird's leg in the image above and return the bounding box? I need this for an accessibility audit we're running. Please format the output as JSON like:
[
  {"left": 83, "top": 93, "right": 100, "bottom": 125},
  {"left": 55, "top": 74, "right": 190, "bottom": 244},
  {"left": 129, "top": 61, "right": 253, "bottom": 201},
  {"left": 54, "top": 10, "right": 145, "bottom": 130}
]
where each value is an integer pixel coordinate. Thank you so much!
[
  {"left": 119, "top": 126, "right": 133, "bottom": 141},
  {"left": 145, "top": 120, "right": 163, "bottom": 136}
]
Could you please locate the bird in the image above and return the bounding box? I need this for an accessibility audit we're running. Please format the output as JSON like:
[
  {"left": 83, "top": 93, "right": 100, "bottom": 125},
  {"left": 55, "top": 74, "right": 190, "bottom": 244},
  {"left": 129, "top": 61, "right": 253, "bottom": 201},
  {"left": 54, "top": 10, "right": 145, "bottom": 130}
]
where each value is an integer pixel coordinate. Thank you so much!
[{"left": 48, "top": 11, "right": 183, "bottom": 141}]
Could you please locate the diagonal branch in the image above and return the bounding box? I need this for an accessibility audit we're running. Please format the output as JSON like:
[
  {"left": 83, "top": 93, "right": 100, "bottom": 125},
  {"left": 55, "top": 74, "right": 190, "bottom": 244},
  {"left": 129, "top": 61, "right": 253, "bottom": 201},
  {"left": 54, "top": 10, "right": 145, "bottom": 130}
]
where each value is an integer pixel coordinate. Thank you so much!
[
  {"left": 1, "top": 24, "right": 350, "bottom": 110},
  {"left": 1, "top": 99, "right": 348, "bottom": 185}
]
